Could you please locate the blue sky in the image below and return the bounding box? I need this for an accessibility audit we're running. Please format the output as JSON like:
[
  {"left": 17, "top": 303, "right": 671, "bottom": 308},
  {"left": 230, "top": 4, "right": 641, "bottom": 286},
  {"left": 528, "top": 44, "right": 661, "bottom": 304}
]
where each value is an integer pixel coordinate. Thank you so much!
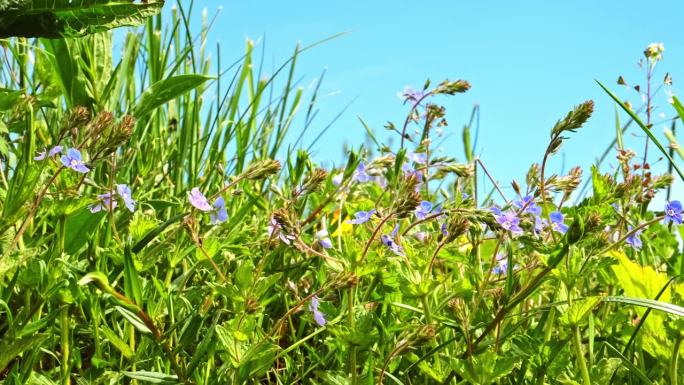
[{"left": 176, "top": 0, "right": 684, "bottom": 198}]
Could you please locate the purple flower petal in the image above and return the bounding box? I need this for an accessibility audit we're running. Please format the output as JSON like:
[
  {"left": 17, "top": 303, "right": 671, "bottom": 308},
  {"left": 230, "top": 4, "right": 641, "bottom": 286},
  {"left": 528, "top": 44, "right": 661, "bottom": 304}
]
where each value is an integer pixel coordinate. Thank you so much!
[{"left": 188, "top": 187, "right": 212, "bottom": 212}]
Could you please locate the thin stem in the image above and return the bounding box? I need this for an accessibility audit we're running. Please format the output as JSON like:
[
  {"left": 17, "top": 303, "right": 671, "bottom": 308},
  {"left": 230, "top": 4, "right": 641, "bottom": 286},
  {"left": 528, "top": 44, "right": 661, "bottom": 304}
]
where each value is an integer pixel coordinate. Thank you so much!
[
  {"left": 573, "top": 325, "right": 591, "bottom": 385},
  {"left": 671, "top": 336, "right": 682, "bottom": 385}
]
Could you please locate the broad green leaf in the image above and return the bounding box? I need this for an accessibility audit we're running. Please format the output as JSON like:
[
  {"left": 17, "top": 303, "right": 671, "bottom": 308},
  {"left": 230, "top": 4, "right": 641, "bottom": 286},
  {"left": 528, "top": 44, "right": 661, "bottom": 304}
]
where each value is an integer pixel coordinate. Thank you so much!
[
  {"left": 0, "top": 333, "right": 48, "bottom": 372},
  {"left": 559, "top": 296, "right": 601, "bottom": 327},
  {"left": 99, "top": 324, "right": 134, "bottom": 358},
  {"left": 0, "top": 0, "right": 164, "bottom": 38},
  {"left": 63, "top": 208, "right": 105, "bottom": 255},
  {"left": 133, "top": 75, "right": 212, "bottom": 119}
]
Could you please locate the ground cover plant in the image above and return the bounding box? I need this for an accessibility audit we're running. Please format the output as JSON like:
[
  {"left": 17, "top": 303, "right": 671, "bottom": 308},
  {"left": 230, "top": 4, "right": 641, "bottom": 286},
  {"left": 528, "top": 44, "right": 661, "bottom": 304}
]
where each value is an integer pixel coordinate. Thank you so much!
[{"left": 0, "top": 2, "right": 684, "bottom": 384}]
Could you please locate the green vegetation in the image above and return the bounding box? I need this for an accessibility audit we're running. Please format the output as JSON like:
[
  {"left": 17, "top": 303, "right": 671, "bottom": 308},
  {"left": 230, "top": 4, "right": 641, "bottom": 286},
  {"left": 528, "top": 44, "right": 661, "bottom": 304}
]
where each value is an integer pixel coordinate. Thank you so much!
[{"left": 0, "top": 3, "right": 683, "bottom": 385}]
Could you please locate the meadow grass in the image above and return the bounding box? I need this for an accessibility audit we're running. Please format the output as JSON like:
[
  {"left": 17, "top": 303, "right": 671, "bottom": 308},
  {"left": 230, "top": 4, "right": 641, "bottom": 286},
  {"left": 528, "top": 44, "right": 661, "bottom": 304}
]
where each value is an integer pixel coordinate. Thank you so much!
[{"left": 0, "top": 3, "right": 683, "bottom": 385}]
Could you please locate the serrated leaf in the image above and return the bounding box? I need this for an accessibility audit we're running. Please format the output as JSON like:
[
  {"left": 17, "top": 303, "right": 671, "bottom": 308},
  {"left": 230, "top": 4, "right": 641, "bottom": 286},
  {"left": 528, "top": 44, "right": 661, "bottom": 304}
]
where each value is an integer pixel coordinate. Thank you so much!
[{"left": 0, "top": 0, "right": 164, "bottom": 38}]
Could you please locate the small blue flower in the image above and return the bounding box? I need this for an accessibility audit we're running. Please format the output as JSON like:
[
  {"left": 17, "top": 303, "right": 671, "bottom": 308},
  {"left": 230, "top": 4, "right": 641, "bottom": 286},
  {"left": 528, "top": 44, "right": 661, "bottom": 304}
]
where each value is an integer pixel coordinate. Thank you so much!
[
  {"left": 188, "top": 188, "right": 212, "bottom": 212},
  {"left": 513, "top": 195, "right": 542, "bottom": 216},
  {"left": 441, "top": 223, "right": 448, "bottom": 237},
  {"left": 116, "top": 184, "right": 136, "bottom": 213},
  {"left": 316, "top": 229, "right": 332, "bottom": 249},
  {"left": 399, "top": 86, "right": 425, "bottom": 107},
  {"left": 353, "top": 162, "right": 370, "bottom": 183},
  {"left": 60, "top": 148, "right": 89, "bottom": 173},
  {"left": 381, "top": 234, "right": 405, "bottom": 256},
  {"left": 89, "top": 191, "right": 117, "bottom": 213},
  {"left": 210, "top": 196, "right": 228, "bottom": 224},
  {"left": 267, "top": 217, "right": 295, "bottom": 245},
  {"left": 491, "top": 254, "right": 519, "bottom": 275},
  {"left": 309, "top": 295, "right": 327, "bottom": 326},
  {"left": 415, "top": 201, "right": 434, "bottom": 220},
  {"left": 664, "top": 200, "right": 683, "bottom": 225},
  {"left": 408, "top": 152, "right": 427, "bottom": 164},
  {"left": 346, "top": 209, "right": 376, "bottom": 225},
  {"left": 625, "top": 225, "right": 643, "bottom": 250},
  {"left": 332, "top": 173, "right": 344, "bottom": 186},
  {"left": 491, "top": 208, "right": 523, "bottom": 235},
  {"left": 549, "top": 211, "right": 568, "bottom": 234},
  {"left": 35, "top": 145, "right": 63, "bottom": 161}
]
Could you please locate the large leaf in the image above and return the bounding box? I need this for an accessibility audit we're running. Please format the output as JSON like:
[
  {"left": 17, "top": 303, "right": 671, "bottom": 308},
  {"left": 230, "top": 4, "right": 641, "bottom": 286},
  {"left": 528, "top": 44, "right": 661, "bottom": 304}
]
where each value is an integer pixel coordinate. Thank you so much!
[
  {"left": 132, "top": 75, "right": 213, "bottom": 119},
  {"left": 0, "top": 0, "right": 164, "bottom": 38},
  {"left": 0, "top": 334, "right": 48, "bottom": 372}
]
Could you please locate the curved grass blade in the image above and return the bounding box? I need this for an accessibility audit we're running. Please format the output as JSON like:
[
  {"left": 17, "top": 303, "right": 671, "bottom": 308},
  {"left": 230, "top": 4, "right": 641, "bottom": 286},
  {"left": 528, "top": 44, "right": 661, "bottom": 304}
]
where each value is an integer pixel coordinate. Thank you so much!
[{"left": 596, "top": 80, "right": 684, "bottom": 181}]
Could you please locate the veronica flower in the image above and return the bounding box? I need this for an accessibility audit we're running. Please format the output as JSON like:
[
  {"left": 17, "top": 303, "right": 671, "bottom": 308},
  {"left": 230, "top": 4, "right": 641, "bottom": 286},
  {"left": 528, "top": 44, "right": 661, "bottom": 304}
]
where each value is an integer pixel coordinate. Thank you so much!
[
  {"left": 402, "top": 163, "right": 423, "bottom": 183},
  {"left": 332, "top": 173, "right": 344, "bottom": 186},
  {"left": 549, "top": 211, "right": 568, "bottom": 234},
  {"left": 308, "top": 296, "right": 327, "bottom": 326},
  {"left": 89, "top": 191, "right": 117, "bottom": 213},
  {"left": 116, "top": 184, "right": 136, "bottom": 213},
  {"left": 408, "top": 152, "right": 427, "bottom": 165},
  {"left": 664, "top": 200, "right": 683, "bottom": 225},
  {"left": 316, "top": 229, "right": 333, "bottom": 249},
  {"left": 210, "top": 196, "right": 228, "bottom": 224},
  {"left": 60, "top": 148, "right": 89, "bottom": 173},
  {"left": 399, "top": 86, "right": 425, "bottom": 107},
  {"left": 513, "top": 195, "right": 541, "bottom": 216},
  {"left": 35, "top": 145, "right": 63, "bottom": 161},
  {"left": 188, "top": 188, "right": 212, "bottom": 212},
  {"left": 346, "top": 209, "right": 376, "bottom": 225},
  {"left": 625, "top": 225, "right": 643, "bottom": 250},
  {"left": 414, "top": 231, "right": 429, "bottom": 242},
  {"left": 353, "top": 162, "right": 370, "bottom": 183},
  {"left": 441, "top": 223, "right": 448, "bottom": 237},
  {"left": 491, "top": 254, "right": 519, "bottom": 275},
  {"left": 381, "top": 234, "right": 405, "bottom": 256},
  {"left": 415, "top": 201, "right": 435, "bottom": 220},
  {"left": 491, "top": 208, "right": 523, "bottom": 235},
  {"left": 267, "top": 217, "right": 295, "bottom": 245}
]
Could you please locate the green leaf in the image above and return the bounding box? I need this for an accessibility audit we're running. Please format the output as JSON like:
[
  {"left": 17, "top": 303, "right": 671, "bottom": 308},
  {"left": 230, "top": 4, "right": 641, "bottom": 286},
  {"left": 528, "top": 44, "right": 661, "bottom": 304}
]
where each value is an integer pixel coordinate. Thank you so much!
[
  {"left": 0, "top": 334, "right": 48, "bottom": 372},
  {"left": 123, "top": 246, "right": 143, "bottom": 306},
  {"left": 0, "top": 0, "right": 164, "bottom": 38},
  {"left": 602, "top": 296, "right": 684, "bottom": 317},
  {"left": 559, "top": 296, "right": 601, "bottom": 327},
  {"left": 122, "top": 371, "right": 179, "bottom": 385},
  {"left": 63, "top": 208, "right": 105, "bottom": 255},
  {"left": 133, "top": 75, "right": 212, "bottom": 119},
  {"left": 99, "top": 324, "right": 135, "bottom": 358},
  {"left": 115, "top": 306, "right": 151, "bottom": 334}
]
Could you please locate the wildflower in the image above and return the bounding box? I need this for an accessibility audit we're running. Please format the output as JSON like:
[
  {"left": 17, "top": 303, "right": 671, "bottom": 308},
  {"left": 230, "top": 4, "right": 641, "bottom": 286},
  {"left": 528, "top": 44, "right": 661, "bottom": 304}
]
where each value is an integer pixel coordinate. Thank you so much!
[
  {"left": 402, "top": 163, "right": 423, "bottom": 182},
  {"left": 267, "top": 217, "right": 295, "bottom": 245},
  {"left": 60, "top": 148, "right": 89, "bottom": 173},
  {"left": 408, "top": 152, "right": 427, "bottom": 164},
  {"left": 188, "top": 188, "right": 212, "bottom": 212},
  {"left": 332, "top": 173, "right": 343, "bottom": 186},
  {"left": 664, "top": 200, "right": 683, "bottom": 225},
  {"left": 381, "top": 234, "right": 404, "bottom": 256},
  {"left": 353, "top": 162, "right": 370, "bottom": 183},
  {"left": 116, "top": 184, "right": 136, "bottom": 213},
  {"left": 491, "top": 208, "right": 523, "bottom": 235},
  {"left": 35, "top": 145, "right": 63, "bottom": 161},
  {"left": 644, "top": 42, "right": 665, "bottom": 61},
  {"left": 534, "top": 216, "right": 546, "bottom": 235},
  {"left": 89, "top": 191, "right": 117, "bottom": 213},
  {"left": 346, "top": 209, "right": 376, "bottom": 225},
  {"left": 441, "top": 223, "right": 448, "bottom": 237},
  {"left": 491, "top": 254, "right": 518, "bottom": 275},
  {"left": 414, "top": 231, "right": 429, "bottom": 242},
  {"left": 513, "top": 195, "right": 542, "bottom": 216},
  {"left": 316, "top": 229, "right": 333, "bottom": 249},
  {"left": 625, "top": 225, "right": 643, "bottom": 250},
  {"left": 373, "top": 175, "right": 388, "bottom": 188},
  {"left": 415, "top": 201, "right": 435, "bottom": 220},
  {"left": 550, "top": 211, "right": 568, "bottom": 234},
  {"left": 308, "top": 296, "right": 327, "bottom": 326},
  {"left": 210, "top": 196, "right": 228, "bottom": 224},
  {"left": 399, "top": 86, "right": 425, "bottom": 107}
]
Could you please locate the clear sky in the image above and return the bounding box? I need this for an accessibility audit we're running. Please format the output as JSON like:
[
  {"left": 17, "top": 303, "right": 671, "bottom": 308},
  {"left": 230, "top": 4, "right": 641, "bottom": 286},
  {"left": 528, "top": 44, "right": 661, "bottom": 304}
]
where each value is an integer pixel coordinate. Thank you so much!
[{"left": 174, "top": 0, "right": 684, "bottom": 198}]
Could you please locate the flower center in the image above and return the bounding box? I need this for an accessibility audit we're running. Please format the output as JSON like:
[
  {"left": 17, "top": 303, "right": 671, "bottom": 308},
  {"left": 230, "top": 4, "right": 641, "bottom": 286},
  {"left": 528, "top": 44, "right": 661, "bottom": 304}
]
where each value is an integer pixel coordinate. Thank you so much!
[
  {"left": 502, "top": 220, "right": 511, "bottom": 229},
  {"left": 70, "top": 159, "right": 78, "bottom": 167}
]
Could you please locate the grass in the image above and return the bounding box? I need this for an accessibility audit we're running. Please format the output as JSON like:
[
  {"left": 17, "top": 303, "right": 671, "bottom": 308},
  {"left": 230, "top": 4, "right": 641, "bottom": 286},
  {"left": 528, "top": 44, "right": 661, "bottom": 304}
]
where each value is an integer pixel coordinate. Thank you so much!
[{"left": 0, "top": 3, "right": 683, "bottom": 385}]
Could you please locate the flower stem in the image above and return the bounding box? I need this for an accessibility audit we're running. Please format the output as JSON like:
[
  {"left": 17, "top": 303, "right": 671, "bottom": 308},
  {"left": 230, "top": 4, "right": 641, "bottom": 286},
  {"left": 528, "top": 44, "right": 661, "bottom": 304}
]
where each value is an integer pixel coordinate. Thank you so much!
[
  {"left": 671, "top": 336, "right": 682, "bottom": 385},
  {"left": 573, "top": 325, "right": 591, "bottom": 385}
]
